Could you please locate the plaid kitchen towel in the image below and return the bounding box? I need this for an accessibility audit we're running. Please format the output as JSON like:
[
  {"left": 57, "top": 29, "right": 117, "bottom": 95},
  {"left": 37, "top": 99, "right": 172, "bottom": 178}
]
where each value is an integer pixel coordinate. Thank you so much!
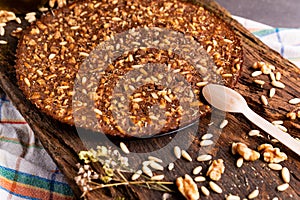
[{"left": 0, "top": 16, "right": 299, "bottom": 199}]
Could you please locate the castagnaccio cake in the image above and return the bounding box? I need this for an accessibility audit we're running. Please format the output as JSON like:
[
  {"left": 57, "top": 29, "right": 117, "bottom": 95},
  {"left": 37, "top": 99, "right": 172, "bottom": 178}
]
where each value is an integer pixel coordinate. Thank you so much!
[{"left": 15, "top": 0, "right": 243, "bottom": 137}]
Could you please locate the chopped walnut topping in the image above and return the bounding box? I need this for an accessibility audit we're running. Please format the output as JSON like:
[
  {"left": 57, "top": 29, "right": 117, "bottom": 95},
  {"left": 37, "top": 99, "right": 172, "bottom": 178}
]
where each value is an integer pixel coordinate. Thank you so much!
[
  {"left": 176, "top": 174, "right": 200, "bottom": 200},
  {"left": 206, "top": 159, "right": 225, "bottom": 181},
  {"left": 287, "top": 107, "right": 300, "bottom": 120},
  {"left": 232, "top": 142, "right": 260, "bottom": 161},
  {"left": 257, "top": 144, "right": 287, "bottom": 163}
]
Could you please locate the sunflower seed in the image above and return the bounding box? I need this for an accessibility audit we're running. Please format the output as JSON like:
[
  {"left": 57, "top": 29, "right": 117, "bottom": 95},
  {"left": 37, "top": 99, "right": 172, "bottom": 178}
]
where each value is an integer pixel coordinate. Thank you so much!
[
  {"left": 151, "top": 174, "right": 165, "bottom": 181},
  {"left": 120, "top": 142, "right": 130, "bottom": 154},
  {"left": 226, "top": 194, "right": 241, "bottom": 200},
  {"left": 201, "top": 133, "right": 213, "bottom": 140},
  {"left": 281, "top": 167, "right": 290, "bottom": 183},
  {"left": 192, "top": 166, "right": 203, "bottom": 175},
  {"left": 289, "top": 98, "right": 300, "bottom": 105},
  {"left": 148, "top": 156, "right": 163, "bottom": 163},
  {"left": 194, "top": 176, "right": 206, "bottom": 182},
  {"left": 248, "top": 189, "right": 259, "bottom": 199},
  {"left": 251, "top": 71, "right": 262, "bottom": 77},
  {"left": 142, "top": 165, "right": 153, "bottom": 177},
  {"left": 131, "top": 170, "right": 142, "bottom": 180},
  {"left": 181, "top": 150, "right": 192, "bottom": 162},
  {"left": 168, "top": 163, "right": 174, "bottom": 171},
  {"left": 248, "top": 130, "right": 260, "bottom": 137},
  {"left": 268, "top": 163, "right": 282, "bottom": 171},
  {"left": 209, "top": 181, "right": 222, "bottom": 193},
  {"left": 271, "top": 81, "right": 285, "bottom": 89},
  {"left": 200, "top": 139, "right": 214, "bottom": 146},
  {"left": 236, "top": 157, "right": 243, "bottom": 168},
  {"left": 219, "top": 119, "right": 228, "bottom": 129},
  {"left": 174, "top": 146, "right": 181, "bottom": 159},
  {"left": 201, "top": 186, "right": 210, "bottom": 196},
  {"left": 197, "top": 154, "right": 212, "bottom": 162},
  {"left": 275, "top": 72, "right": 281, "bottom": 81},
  {"left": 277, "top": 183, "right": 289, "bottom": 191},
  {"left": 150, "top": 162, "right": 164, "bottom": 171}
]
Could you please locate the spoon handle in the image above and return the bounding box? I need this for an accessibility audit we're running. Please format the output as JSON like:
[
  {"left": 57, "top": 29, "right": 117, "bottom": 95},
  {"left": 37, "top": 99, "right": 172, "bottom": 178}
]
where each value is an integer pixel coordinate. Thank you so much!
[{"left": 243, "top": 106, "right": 300, "bottom": 156}]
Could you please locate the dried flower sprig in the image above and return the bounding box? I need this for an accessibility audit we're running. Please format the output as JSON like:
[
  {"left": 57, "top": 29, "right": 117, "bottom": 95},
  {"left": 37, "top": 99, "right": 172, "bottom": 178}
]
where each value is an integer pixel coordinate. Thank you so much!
[{"left": 75, "top": 146, "right": 174, "bottom": 198}]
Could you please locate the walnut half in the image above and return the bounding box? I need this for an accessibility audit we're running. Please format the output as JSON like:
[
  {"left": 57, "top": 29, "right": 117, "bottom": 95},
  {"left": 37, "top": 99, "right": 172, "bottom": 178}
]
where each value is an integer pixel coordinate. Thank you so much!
[
  {"left": 176, "top": 174, "right": 200, "bottom": 200},
  {"left": 206, "top": 159, "right": 225, "bottom": 181},
  {"left": 232, "top": 142, "right": 260, "bottom": 161},
  {"left": 258, "top": 144, "right": 287, "bottom": 163}
]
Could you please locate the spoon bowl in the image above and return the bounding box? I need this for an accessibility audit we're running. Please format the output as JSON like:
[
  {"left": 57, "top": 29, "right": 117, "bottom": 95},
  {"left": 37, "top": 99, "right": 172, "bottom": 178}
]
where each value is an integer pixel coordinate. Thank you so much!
[{"left": 202, "top": 84, "right": 300, "bottom": 156}]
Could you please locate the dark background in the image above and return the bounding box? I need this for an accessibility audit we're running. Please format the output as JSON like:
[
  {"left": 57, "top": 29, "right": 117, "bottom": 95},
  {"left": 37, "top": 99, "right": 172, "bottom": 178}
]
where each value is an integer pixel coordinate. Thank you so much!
[{"left": 215, "top": 0, "right": 300, "bottom": 28}]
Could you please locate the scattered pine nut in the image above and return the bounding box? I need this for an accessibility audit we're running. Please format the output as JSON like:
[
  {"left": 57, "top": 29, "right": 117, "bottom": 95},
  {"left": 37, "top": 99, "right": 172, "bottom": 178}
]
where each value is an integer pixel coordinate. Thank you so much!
[
  {"left": 181, "top": 150, "right": 192, "bottom": 162},
  {"left": 168, "top": 163, "right": 174, "bottom": 171},
  {"left": 131, "top": 170, "right": 142, "bottom": 180},
  {"left": 288, "top": 98, "right": 300, "bottom": 105},
  {"left": 226, "top": 194, "right": 241, "bottom": 200},
  {"left": 219, "top": 119, "right": 228, "bottom": 129},
  {"left": 120, "top": 142, "right": 130, "bottom": 154},
  {"left": 277, "top": 183, "right": 289, "bottom": 192},
  {"left": 151, "top": 174, "right": 165, "bottom": 181},
  {"left": 269, "top": 88, "right": 276, "bottom": 98},
  {"left": 268, "top": 163, "right": 282, "bottom": 171},
  {"left": 281, "top": 167, "right": 290, "bottom": 183},
  {"left": 174, "top": 146, "right": 181, "bottom": 159},
  {"left": 142, "top": 165, "right": 153, "bottom": 177},
  {"left": 197, "top": 154, "right": 212, "bottom": 162},
  {"left": 269, "top": 72, "right": 276, "bottom": 82},
  {"left": 0, "top": 40, "right": 7, "bottom": 44},
  {"left": 150, "top": 161, "right": 164, "bottom": 171},
  {"left": 251, "top": 71, "right": 262, "bottom": 77},
  {"left": 194, "top": 176, "right": 206, "bottom": 182},
  {"left": 148, "top": 156, "right": 163, "bottom": 163},
  {"left": 248, "top": 130, "right": 260, "bottom": 137},
  {"left": 275, "top": 124, "right": 287, "bottom": 132},
  {"left": 272, "top": 120, "right": 284, "bottom": 125},
  {"left": 261, "top": 95, "right": 268, "bottom": 106},
  {"left": 275, "top": 72, "right": 281, "bottom": 81},
  {"left": 200, "top": 139, "right": 214, "bottom": 146},
  {"left": 209, "top": 181, "right": 222, "bottom": 194},
  {"left": 248, "top": 189, "right": 259, "bottom": 199},
  {"left": 192, "top": 166, "right": 203, "bottom": 175},
  {"left": 201, "top": 133, "right": 213, "bottom": 140},
  {"left": 254, "top": 79, "right": 265, "bottom": 86},
  {"left": 236, "top": 157, "right": 243, "bottom": 168},
  {"left": 201, "top": 186, "right": 210, "bottom": 196},
  {"left": 271, "top": 81, "right": 285, "bottom": 89}
]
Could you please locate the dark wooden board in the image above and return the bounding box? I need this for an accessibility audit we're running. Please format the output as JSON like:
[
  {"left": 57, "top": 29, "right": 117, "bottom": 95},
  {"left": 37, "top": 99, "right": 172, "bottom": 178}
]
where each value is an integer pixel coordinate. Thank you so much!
[{"left": 0, "top": 0, "right": 299, "bottom": 199}]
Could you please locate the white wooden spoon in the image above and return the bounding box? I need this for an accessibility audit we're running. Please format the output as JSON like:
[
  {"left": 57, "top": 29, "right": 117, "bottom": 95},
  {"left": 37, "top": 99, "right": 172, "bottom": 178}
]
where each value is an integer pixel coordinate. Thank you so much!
[{"left": 202, "top": 83, "right": 300, "bottom": 156}]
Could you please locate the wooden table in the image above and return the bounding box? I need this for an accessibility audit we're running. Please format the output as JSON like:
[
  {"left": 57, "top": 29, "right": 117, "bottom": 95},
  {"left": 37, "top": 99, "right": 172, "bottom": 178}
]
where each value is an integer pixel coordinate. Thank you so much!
[{"left": 0, "top": 0, "right": 299, "bottom": 199}]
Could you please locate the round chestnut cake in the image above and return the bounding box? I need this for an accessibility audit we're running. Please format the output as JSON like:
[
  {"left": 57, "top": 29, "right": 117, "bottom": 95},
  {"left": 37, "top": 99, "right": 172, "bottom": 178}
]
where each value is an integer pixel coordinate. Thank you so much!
[{"left": 15, "top": 0, "right": 243, "bottom": 137}]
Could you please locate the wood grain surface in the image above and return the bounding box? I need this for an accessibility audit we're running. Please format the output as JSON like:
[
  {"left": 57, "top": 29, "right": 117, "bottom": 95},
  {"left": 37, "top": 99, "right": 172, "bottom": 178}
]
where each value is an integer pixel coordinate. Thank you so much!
[{"left": 0, "top": 0, "right": 299, "bottom": 199}]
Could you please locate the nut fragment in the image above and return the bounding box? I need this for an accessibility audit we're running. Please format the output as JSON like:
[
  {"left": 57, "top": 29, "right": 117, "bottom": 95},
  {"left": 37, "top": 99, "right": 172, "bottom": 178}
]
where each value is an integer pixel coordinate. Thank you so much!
[
  {"left": 176, "top": 174, "right": 200, "bottom": 200},
  {"left": 232, "top": 142, "right": 260, "bottom": 161},
  {"left": 206, "top": 159, "right": 225, "bottom": 181},
  {"left": 258, "top": 144, "right": 287, "bottom": 163}
]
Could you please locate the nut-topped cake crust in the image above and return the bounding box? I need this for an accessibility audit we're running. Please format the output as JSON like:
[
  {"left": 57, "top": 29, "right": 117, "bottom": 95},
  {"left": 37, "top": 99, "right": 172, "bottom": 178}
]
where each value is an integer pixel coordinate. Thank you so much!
[{"left": 15, "top": 0, "right": 243, "bottom": 137}]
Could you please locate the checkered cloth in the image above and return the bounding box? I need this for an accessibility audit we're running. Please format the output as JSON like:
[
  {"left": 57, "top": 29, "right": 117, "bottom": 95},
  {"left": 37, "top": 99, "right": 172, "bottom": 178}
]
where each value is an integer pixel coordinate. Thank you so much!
[{"left": 0, "top": 16, "right": 299, "bottom": 199}]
